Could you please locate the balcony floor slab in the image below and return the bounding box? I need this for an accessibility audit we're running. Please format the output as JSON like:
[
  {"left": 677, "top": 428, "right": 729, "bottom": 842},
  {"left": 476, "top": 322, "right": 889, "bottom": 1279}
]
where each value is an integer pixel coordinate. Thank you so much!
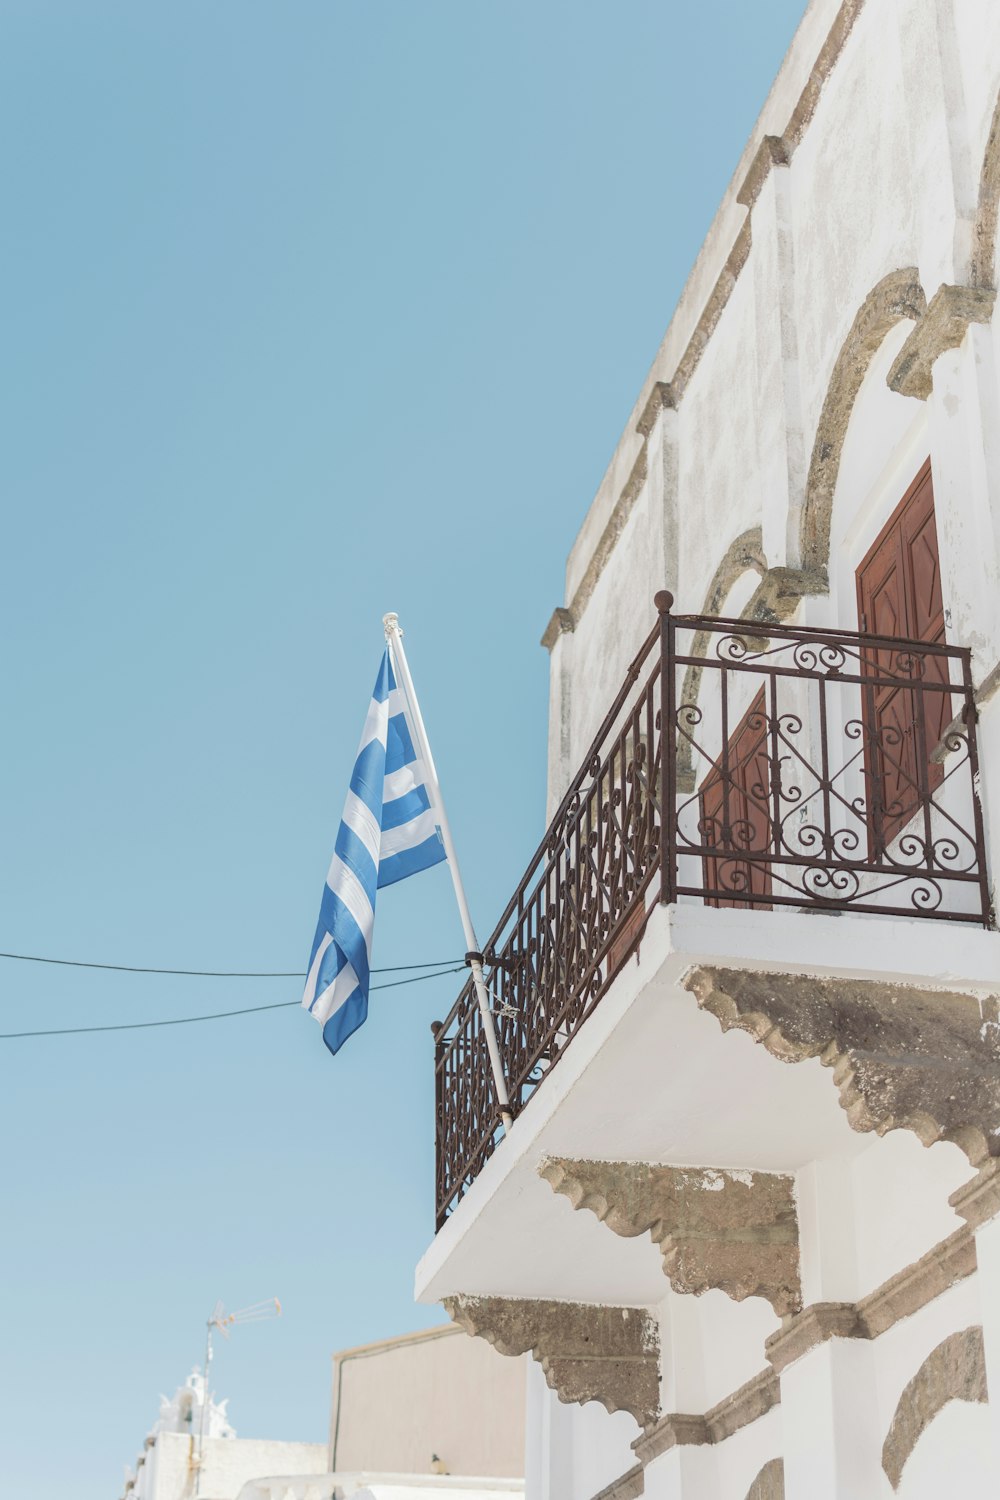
[{"left": 417, "top": 904, "right": 999, "bottom": 1309}]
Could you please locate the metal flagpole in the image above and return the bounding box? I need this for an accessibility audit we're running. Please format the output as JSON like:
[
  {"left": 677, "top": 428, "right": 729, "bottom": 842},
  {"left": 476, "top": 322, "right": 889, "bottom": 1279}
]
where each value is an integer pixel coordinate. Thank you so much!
[{"left": 383, "top": 612, "right": 513, "bottom": 1133}]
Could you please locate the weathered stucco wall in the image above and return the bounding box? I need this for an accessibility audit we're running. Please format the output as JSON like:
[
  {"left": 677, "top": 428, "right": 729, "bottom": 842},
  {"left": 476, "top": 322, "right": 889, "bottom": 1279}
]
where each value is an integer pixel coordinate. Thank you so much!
[
  {"left": 543, "top": 0, "right": 1000, "bottom": 817},
  {"left": 431, "top": 2, "right": 1000, "bottom": 1497}
]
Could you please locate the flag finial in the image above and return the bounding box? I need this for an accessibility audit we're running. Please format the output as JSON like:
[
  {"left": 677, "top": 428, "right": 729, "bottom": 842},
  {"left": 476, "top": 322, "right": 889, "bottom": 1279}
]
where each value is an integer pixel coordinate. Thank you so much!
[{"left": 383, "top": 611, "right": 401, "bottom": 642}]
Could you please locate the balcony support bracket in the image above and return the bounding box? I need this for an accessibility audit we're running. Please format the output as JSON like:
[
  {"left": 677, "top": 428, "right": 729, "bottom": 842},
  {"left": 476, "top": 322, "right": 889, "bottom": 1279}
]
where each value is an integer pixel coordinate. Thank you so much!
[
  {"left": 541, "top": 1158, "right": 801, "bottom": 1316},
  {"left": 443, "top": 1294, "right": 660, "bottom": 1429},
  {"left": 686, "top": 966, "right": 1000, "bottom": 1168}
]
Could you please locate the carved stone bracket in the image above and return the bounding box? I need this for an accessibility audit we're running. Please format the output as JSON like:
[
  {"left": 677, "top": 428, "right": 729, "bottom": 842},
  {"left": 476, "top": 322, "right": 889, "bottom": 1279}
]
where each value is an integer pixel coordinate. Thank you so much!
[
  {"left": 540, "top": 605, "right": 576, "bottom": 651},
  {"left": 686, "top": 967, "right": 1000, "bottom": 1168},
  {"left": 743, "top": 565, "right": 828, "bottom": 626},
  {"left": 887, "top": 284, "right": 996, "bottom": 400},
  {"left": 541, "top": 1158, "right": 801, "bottom": 1316},
  {"left": 444, "top": 1294, "right": 660, "bottom": 1429}
]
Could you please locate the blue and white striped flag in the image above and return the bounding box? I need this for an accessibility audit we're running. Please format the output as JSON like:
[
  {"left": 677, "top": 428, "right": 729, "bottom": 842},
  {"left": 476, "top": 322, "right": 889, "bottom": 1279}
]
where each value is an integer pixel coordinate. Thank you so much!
[{"left": 302, "top": 648, "right": 447, "bottom": 1054}]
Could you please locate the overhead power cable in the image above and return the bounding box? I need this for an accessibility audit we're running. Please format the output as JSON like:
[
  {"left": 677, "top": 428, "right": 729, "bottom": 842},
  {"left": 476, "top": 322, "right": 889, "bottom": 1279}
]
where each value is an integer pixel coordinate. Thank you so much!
[
  {"left": 0, "top": 964, "right": 467, "bottom": 1040},
  {"left": 0, "top": 950, "right": 461, "bottom": 978}
]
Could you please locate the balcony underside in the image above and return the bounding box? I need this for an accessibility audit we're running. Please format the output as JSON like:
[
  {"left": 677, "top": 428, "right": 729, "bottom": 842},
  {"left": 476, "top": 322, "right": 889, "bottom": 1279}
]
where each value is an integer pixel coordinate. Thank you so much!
[{"left": 416, "top": 901, "right": 998, "bottom": 1309}]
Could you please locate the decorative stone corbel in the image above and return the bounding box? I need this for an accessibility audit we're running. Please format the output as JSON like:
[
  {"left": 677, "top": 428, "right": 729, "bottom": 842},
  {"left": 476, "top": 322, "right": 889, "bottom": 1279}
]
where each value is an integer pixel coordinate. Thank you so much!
[
  {"left": 950, "top": 1158, "right": 1000, "bottom": 1231},
  {"left": 743, "top": 565, "right": 829, "bottom": 626},
  {"left": 635, "top": 380, "right": 676, "bottom": 438},
  {"left": 686, "top": 967, "right": 1000, "bottom": 1167},
  {"left": 540, "top": 1158, "right": 801, "bottom": 1316},
  {"left": 444, "top": 1294, "right": 660, "bottom": 1429},
  {"left": 736, "top": 135, "right": 790, "bottom": 210},
  {"left": 540, "top": 606, "right": 576, "bottom": 651},
  {"left": 887, "top": 283, "right": 996, "bottom": 400}
]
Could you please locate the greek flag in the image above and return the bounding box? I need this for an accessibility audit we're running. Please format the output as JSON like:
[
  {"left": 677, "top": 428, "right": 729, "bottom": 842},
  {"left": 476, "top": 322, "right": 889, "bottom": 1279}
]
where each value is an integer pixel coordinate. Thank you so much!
[{"left": 302, "top": 649, "right": 447, "bottom": 1054}]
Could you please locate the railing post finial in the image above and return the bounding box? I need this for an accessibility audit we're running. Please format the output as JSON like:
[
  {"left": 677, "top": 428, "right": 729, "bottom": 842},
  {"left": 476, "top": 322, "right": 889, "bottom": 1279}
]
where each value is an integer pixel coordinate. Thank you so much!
[{"left": 654, "top": 590, "right": 674, "bottom": 614}]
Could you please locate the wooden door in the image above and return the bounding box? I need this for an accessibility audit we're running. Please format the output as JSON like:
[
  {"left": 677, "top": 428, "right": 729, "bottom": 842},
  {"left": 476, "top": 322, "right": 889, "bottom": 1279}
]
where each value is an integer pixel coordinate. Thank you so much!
[
  {"left": 700, "top": 687, "right": 772, "bottom": 907},
  {"left": 856, "top": 460, "right": 947, "bottom": 849}
]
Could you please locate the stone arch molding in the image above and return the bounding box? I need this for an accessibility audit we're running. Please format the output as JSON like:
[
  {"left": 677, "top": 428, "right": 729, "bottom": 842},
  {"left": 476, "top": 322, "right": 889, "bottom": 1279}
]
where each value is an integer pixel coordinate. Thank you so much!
[
  {"left": 881, "top": 1326, "right": 987, "bottom": 1489},
  {"left": 799, "top": 268, "right": 927, "bottom": 576},
  {"left": 972, "top": 85, "right": 1000, "bottom": 290},
  {"left": 675, "top": 528, "right": 825, "bottom": 791},
  {"left": 743, "top": 1458, "right": 784, "bottom": 1500}
]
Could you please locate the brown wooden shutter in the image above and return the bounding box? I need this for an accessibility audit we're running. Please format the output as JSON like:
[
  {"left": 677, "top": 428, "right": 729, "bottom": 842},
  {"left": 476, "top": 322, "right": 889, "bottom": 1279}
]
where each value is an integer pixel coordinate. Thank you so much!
[
  {"left": 699, "top": 687, "right": 772, "bottom": 908},
  {"left": 855, "top": 460, "right": 946, "bottom": 848}
]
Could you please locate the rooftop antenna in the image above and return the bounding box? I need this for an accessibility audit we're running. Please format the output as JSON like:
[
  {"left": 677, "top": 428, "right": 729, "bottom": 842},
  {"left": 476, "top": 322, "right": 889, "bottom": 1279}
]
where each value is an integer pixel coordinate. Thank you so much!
[{"left": 194, "top": 1297, "right": 281, "bottom": 1493}]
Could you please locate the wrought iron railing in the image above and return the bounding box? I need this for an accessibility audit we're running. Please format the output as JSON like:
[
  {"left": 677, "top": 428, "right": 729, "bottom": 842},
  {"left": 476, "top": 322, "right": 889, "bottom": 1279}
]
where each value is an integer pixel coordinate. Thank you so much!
[{"left": 433, "top": 595, "right": 992, "bottom": 1227}]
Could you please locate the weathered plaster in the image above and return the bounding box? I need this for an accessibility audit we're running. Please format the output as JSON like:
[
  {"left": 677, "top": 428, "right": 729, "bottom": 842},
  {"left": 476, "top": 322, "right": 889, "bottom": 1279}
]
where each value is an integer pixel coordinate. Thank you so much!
[
  {"left": 782, "top": 0, "right": 867, "bottom": 151},
  {"left": 444, "top": 1295, "right": 660, "bottom": 1430},
  {"left": 543, "top": 385, "right": 676, "bottom": 657},
  {"left": 881, "top": 1325, "right": 987, "bottom": 1489},
  {"left": 552, "top": 1, "right": 869, "bottom": 642},
  {"left": 685, "top": 967, "right": 1000, "bottom": 1166},
  {"left": 540, "top": 1158, "right": 801, "bottom": 1316}
]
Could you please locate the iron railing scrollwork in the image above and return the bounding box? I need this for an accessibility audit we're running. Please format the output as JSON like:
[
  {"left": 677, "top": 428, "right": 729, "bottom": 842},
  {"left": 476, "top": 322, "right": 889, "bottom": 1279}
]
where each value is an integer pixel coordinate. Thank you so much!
[{"left": 433, "top": 598, "right": 991, "bottom": 1228}]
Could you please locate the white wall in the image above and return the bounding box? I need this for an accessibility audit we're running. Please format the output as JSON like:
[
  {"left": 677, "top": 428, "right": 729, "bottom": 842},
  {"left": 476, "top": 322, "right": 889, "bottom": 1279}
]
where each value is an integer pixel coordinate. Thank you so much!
[
  {"left": 143, "top": 1431, "right": 327, "bottom": 1500},
  {"left": 523, "top": 1361, "right": 638, "bottom": 1500},
  {"left": 548, "top": 0, "right": 1000, "bottom": 805}
]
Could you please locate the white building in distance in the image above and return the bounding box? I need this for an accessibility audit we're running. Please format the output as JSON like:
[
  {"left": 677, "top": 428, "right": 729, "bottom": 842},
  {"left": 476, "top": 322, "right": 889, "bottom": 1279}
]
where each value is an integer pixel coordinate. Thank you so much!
[
  {"left": 416, "top": 1, "right": 1000, "bottom": 1497},
  {"left": 120, "top": 1326, "right": 525, "bottom": 1500},
  {"left": 120, "top": 1368, "right": 327, "bottom": 1500}
]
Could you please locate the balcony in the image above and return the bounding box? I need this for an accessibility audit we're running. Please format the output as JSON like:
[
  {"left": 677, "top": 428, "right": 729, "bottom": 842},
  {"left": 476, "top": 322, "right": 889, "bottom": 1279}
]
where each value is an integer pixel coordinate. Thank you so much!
[{"left": 432, "top": 596, "right": 992, "bottom": 1231}]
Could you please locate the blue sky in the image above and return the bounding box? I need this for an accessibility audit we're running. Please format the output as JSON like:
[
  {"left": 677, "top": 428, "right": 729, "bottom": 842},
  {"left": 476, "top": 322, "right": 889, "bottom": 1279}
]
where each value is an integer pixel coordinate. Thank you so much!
[{"left": 0, "top": 3, "right": 806, "bottom": 1494}]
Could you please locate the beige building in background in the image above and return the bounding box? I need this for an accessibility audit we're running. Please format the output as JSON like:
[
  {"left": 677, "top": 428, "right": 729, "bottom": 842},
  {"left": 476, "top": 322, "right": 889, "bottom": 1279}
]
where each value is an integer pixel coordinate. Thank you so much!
[{"left": 330, "top": 1326, "right": 525, "bottom": 1479}]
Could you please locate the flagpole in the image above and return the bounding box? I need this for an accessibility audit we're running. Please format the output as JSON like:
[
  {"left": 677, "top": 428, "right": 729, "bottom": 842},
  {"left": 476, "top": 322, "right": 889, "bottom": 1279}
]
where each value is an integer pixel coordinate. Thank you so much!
[{"left": 383, "top": 612, "right": 513, "bottom": 1134}]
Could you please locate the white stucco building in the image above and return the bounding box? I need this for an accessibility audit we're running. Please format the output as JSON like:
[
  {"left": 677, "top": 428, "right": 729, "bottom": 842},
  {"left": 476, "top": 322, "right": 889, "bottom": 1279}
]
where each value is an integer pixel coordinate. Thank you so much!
[
  {"left": 119, "top": 1369, "right": 328, "bottom": 1500},
  {"left": 416, "top": 1, "right": 1000, "bottom": 1497},
  {"left": 120, "top": 1326, "right": 525, "bottom": 1500}
]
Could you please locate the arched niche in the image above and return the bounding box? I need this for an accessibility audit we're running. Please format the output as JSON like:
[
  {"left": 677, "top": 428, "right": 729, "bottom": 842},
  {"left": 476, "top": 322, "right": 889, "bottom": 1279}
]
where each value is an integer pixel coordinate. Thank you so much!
[
  {"left": 800, "top": 269, "right": 927, "bottom": 577},
  {"left": 825, "top": 321, "right": 930, "bottom": 632}
]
